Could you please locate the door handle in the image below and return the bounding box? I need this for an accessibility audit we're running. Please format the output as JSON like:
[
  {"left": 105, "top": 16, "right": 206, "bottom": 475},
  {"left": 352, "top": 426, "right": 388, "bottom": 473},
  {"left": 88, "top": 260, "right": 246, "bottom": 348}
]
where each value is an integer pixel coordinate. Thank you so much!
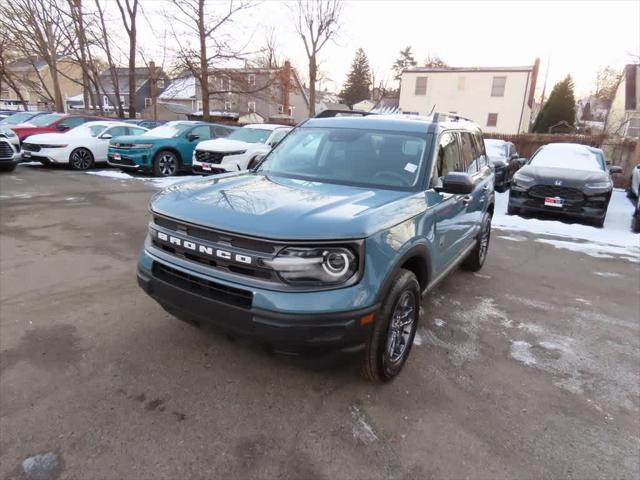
[
  {"left": 462, "top": 195, "right": 472, "bottom": 205},
  {"left": 482, "top": 185, "right": 490, "bottom": 192}
]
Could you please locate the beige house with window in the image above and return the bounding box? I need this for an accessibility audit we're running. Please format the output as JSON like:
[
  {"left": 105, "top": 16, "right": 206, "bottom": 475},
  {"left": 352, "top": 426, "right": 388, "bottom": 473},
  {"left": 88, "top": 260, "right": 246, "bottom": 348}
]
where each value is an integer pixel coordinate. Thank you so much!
[
  {"left": 605, "top": 64, "right": 640, "bottom": 138},
  {"left": 399, "top": 60, "right": 539, "bottom": 134}
]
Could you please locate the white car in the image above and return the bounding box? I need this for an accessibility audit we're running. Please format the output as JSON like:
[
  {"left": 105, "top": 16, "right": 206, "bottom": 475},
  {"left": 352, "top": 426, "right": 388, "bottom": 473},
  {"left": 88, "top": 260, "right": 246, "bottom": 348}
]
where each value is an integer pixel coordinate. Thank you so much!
[
  {"left": 21, "top": 121, "right": 148, "bottom": 170},
  {"left": 192, "top": 123, "right": 292, "bottom": 174},
  {"left": 0, "top": 125, "right": 21, "bottom": 172},
  {"left": 628, "top": 163, "right": 640, "bottom": 198}
]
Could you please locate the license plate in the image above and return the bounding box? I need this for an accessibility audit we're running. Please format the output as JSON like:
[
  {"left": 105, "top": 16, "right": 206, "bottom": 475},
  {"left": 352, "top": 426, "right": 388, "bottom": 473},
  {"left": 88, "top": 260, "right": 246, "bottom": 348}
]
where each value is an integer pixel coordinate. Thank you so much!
[
  {"left": 113, "top": 153, "right": 121, "bottom": 161},
  {"left": 544, "top": 196, "right": 564, "bottom": 208},
  {"left": 22, "top": 151, "right": 31, "bottom": 158},
  {"left": 202, "top": 163, "right": 211, "bottom": 171}
]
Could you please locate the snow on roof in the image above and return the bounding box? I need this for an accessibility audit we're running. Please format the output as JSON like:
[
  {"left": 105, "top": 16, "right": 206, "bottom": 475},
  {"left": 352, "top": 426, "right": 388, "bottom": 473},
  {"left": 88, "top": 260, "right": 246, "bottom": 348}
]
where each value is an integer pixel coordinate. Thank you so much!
[
  {"left": 242, "top": 123, "right": 287, "bottom": 130},
  {"left": 404, "top": 65, "right": 534, "bottom": 73},
  {"left": 160, "top": 76, "right": 196, "bottom": 100}
]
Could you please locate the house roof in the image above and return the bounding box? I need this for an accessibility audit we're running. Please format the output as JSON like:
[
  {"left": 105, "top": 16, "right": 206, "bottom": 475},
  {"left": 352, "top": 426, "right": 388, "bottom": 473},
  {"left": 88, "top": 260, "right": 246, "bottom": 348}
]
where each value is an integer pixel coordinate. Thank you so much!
[
  {"left": 98, "top": 67, "right": 165, "bottom": 94},
  {"left": 404, "top": 65, "right": 534, "bottom": 74},
  {"left": 8, "top": 57, "right": 60, "bottom": 72},
  {"left": 159, "top": 76, "right": 196, "bottom": 100},
  {"left": 156, "top": 102, "right": 193, "bottom": 115}
]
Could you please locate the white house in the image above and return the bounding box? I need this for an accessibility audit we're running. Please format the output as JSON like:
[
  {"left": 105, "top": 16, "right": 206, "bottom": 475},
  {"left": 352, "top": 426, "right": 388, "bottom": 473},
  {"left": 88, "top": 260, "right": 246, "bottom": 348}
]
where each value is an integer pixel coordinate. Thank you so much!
[
  {"left": 605, "top": 64, "right": 639, "bottom": 138},
  {"left": 399, "top": 60, "right": 540, "bottom": 134}
]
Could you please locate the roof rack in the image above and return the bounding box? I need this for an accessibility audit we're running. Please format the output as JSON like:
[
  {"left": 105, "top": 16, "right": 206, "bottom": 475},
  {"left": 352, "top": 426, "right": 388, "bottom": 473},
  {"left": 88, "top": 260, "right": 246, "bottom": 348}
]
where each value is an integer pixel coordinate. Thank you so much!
[
  {"left": 314, "top": 109, "right": 375, "bottom": 118},
  {"left": 431, "top": 112, "right": 474, "bottom": 123}
]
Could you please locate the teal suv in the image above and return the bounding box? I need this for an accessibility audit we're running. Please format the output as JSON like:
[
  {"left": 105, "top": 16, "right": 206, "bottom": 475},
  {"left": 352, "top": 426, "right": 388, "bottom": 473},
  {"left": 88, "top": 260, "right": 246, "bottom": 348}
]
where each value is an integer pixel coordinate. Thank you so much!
[
  {"left": 108, "top": 121, "right": 234, "bottom": 176},
  {"left": 137, "top": 113, "right": 495, "bottom": 381}
]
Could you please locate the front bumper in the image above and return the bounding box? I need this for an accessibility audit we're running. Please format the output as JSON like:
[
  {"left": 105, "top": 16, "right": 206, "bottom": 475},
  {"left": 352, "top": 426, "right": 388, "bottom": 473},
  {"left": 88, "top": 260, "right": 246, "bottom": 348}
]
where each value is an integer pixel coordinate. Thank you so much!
[
  {"left": 21, "top": 148, "right": 69, "bottom": 164},
  {"left": 107, "top": 149, "right": 153, "bottom": 170},
  {"left": 138, "top": 253, "right": 377, "bottom": 353},
  {"left": 509, "top": 187, "right": 610, "bottom": 219}
]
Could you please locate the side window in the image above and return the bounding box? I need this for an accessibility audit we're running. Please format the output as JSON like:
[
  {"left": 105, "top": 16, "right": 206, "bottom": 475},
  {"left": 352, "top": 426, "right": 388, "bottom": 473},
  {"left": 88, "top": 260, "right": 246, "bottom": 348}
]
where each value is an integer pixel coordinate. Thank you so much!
[
  {"left": 509, "top": 143, "right": 518, "bottom": 158},
  {"left": 473, "top": 133, "right": 488, "bottom": 167},
  {"left": 268, "top": 129, "right": 289, "bottom": 146},
  {"left": 460, "top": 132, "right": 478, "bottom": 174},
  {"left": 431, "top": 132, "right": 461, "bottom": 188},
  {"left": 190, "top": 125, "right": 211, "bottom": 140},
  {"left": 128, "top": 127, "right": 147, "bottom": 135},
  {"left": 58, "top": 117, "right": 85, "bottom": 129},
  {"left": 214, "top": 126, "right": 230, "bottom": 137},
  {"left": 105, "top": 126, "right": 128, "bottom": 137}
]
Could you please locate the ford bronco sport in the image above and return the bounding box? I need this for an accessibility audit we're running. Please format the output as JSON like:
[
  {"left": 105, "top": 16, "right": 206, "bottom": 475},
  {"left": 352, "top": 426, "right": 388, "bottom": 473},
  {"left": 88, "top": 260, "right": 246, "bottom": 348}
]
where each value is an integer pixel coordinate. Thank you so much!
[{"left": 137, "top": 113, "right": 495, "bottom": 381}]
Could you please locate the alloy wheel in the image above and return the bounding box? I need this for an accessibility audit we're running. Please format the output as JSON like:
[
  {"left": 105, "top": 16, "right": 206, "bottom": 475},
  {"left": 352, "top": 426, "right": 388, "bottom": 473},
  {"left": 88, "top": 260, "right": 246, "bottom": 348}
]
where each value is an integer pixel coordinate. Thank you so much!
[
  {"left": 158, "top": 153, "right": 177, "bottom": 176},
  {"left": 385, "top": 290, "right": 417, "bottom": 365},
  {"left": 479, "top": 219, "right": 491, "bottom": 264},
  {"left": 71, "top": 149, "right": 92, "bottom": 170}
]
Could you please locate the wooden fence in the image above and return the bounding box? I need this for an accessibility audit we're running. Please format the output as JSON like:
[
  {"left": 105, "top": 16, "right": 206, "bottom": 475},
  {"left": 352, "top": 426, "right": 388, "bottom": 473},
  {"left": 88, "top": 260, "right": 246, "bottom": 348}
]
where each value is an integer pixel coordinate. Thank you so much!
[{"left": 484, "top": 133, "right": 639, "bottom": 188}]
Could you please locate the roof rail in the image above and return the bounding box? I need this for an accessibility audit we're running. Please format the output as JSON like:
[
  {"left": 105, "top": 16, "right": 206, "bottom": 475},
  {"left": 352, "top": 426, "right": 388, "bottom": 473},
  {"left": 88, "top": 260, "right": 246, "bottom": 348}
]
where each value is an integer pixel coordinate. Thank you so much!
[
  {"left": 432, "top": 112, "right": 474, "bottom": 123},
  {"left": 314, "top": 109, "right": 376, "bottom": 118}
]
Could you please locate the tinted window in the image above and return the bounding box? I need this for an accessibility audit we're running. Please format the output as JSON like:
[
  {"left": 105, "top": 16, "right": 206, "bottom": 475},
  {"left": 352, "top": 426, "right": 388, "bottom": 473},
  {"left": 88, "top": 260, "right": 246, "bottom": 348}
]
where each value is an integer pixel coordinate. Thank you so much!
[
  {"left": 460, "top": 132, "right": 478, "bottom": 174},
  {"left": 431, "top": 132, "right": 461, "bottom": 188},
  {"left": 473, "top": 133, "right": 488, "bottom": 167},
  {"left": 59, "top": 117, "right": 85, "bottom": 129},
  {"left": 143, "top": 123, "right": 191, "bottom": 138},
  {"left": 228, "top": 128, "right": 272, "bottom": 143},
  {"left": 28, "top": 114, "right": 65, "bottom": 126},
  {"left": 128, "top": 127, "right": 147, "bottom": 135},
  {"left": 214, "top": 126, "right": 232, "bottom": 137},
  {"left": 268, "top": 129, "right": 290, "bottom": 145},
  {"left": 105, "top": 126, "right": 128, "bottom": 137},
  {"left": 190, "top": 125, "right": 211, "bottom": 140},
  {"left": 260, "top": 127, "right": 428, "bottom": 190},
  {"left": 0, "top": 112, "right": 36, "bottom": 125}
]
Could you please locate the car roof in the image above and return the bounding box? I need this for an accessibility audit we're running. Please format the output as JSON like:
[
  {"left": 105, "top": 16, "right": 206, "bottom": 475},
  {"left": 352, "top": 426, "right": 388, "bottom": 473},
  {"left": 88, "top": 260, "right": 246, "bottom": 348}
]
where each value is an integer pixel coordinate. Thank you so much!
[
  {"left": 303, "top": 114, "right": 480, "bottom": 133},
  {"left": 484, "top": 138, "right": 508, "bottom": 145},
  {"left": 82, "top": 121, "right": 136, "bottom": 128},
  {"left": 242, "top": 123, "right": 290, "bottom": 130},
  {"left": 541, "top": 143, "right": 595, "bottom": 152}
]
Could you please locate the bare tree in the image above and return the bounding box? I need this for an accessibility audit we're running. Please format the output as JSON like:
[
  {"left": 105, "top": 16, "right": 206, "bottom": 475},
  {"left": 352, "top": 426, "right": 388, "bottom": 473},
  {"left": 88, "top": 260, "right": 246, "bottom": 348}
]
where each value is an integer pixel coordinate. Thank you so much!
[
  {"left": 254, "top": 27, "right": 281, "bottom": 69},
  {"left": 167, "top": 0, "right": 253, "bottom": 121},
  {"left": 95, "top": 0, "right": 125, "bottom": 117},
  {"left": 294, "top": 0, "right": 342, "bottom": 117},
  {"left": 0, "top": 0, "right": 71, "bottom": 111},
  {"left": 115, "top": 0, "right": 139, "bottom": 118},
  {"left": 594, "top": 66, "right": 622, "bottom": 108},
  {"left": 0, "top": 33, "right": 29, "bottom": 110}
]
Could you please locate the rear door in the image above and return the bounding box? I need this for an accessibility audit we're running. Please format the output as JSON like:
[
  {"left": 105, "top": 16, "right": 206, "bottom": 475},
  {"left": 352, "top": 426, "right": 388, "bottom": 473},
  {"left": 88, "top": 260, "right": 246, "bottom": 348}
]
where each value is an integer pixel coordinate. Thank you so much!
[{"left": 460, "top": 131, "right": 492, "bottom": 235}]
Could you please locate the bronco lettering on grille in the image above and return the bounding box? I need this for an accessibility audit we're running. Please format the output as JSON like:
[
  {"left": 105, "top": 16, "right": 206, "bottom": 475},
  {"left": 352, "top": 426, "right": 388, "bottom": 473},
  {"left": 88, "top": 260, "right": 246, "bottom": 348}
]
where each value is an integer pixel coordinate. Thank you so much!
[{"left": 155, "top": 230, "right": 252, "bottom": 264}]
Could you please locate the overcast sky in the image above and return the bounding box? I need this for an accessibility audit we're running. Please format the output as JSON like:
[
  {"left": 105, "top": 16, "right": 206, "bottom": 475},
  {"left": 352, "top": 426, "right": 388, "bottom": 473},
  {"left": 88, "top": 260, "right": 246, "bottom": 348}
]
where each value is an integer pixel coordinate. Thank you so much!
[{"left": 138, "top": 0, "right": 640, "bottom": 98}]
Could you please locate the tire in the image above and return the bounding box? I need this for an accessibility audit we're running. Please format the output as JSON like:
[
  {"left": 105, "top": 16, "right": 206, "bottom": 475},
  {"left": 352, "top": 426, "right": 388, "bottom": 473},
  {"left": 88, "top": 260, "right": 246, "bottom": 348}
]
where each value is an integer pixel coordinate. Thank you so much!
[
  {"left": 0, "top": 163, "right": 16, "bottom": 172},
  {"left": 632, "top": 215, "right": 640, "bottom": 233},
  {"left": 360, "top": 269, "right": 421, "bottom": 382},
  {"left": 462, "top": 213, "right": 491, "bottom": 271},
  {"left": 69, "top": 148, "right": 94, "bottom": 170},
  {"left": 247, "top": 156, "right": 259, "bottom": 170},
  {"left": 153, "top": 150, "right": 179, "bottom": 177},
  {"left": 592, "top": 215, "right": 605, "bottom": 228},
  {"left": 507, "top": 203, "right": 519, "bottom": 215}
]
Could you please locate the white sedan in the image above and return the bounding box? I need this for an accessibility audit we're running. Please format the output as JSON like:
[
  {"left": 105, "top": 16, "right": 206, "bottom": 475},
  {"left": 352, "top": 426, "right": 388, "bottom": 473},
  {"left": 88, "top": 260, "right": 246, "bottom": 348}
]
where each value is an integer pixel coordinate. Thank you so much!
[
  {"left": 192, "top": 124, "right": 292, "bottom": 174},
  {"left": 21, "top": 121, "right": 148, "bottom": 170}
]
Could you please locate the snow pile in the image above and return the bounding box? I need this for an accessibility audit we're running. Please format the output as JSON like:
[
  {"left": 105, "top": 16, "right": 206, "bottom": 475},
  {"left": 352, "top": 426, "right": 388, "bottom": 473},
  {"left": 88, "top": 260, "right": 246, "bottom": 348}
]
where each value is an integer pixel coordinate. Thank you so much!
[
  {"left": 493, "top": 190, "right": 639, "bottom": 262},
  {"left": 86, "top": 170, "right": 202, "bottom": 188}
]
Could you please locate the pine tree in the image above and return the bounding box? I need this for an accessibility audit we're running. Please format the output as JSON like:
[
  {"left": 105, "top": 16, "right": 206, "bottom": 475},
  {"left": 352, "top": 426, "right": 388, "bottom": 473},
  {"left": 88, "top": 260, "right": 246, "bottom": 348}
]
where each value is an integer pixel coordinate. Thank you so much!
[
  {"left": 532, "top": 75, "right": 577, "bottom": 133},
  {"left": 340, "top": 48, "right": 372, "bottom": 107},
  {"left": 392, "top": 46, "right": 417, "bottom": 81}
]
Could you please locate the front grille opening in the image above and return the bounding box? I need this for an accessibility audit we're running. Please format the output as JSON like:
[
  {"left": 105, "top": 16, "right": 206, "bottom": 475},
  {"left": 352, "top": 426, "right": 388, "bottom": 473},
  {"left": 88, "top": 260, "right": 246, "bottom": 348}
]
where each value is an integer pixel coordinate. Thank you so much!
[
  {"left": 228, "top": 265, "right": 271, "bottom": 279},
  {"left": 152, "top": 262, "right": 253, "bottom": 308}
]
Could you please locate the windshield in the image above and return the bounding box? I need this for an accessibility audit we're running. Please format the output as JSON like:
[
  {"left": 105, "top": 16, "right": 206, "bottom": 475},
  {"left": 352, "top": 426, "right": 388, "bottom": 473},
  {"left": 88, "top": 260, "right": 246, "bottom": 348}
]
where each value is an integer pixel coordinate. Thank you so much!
[
  {"left": 228, "top": 128, "right": 272, "bottom": 144},
  {"left": 0, "top": 112, "right": 36, "bottom": 125},
  {"left": 27, "top": 114, "right": 64, "bottom": 126},
  {"left": 143, "top": 123, "right": 191, "bottom": 138},
  {"left": 484, "top": 140, "right": 507, "bottom": 158},
  {"left": 259, "top": 127, "right": 428, "bottom": 190},
  {"left": 530, "top": 146, "right": 604, "bottom": 172}
]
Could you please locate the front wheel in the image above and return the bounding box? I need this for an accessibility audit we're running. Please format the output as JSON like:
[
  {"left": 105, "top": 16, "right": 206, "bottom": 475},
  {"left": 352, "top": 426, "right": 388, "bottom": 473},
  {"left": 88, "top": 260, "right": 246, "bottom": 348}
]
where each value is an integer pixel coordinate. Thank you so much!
[
  {"left": 153, "top": 150, "right": 179, "bottom": 177},
  {"left": 360, "top": 269, "right": 421, "bottom": 382},
  {"left": 0, "top": 163, "right": 16, "bottom": 172},
  {"left": 69, "top": 148, "right": 94, "bottom": 170},
  {"left": 462, "top": 213, "right": 491, "bottom": 271}
]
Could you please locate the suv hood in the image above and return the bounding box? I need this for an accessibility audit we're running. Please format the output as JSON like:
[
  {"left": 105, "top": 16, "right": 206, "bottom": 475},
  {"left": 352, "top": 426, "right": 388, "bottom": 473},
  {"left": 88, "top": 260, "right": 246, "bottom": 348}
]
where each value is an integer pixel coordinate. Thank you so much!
[
  {"left": 150, "top": 173, "right": 424, "bottom": 240},
  {"left": 519, "top": 165, "right": 609, "bottom": 187},
  {"left": 110, "top": 134, "right": 169, "bottom": 145},
  {"left": 196, "top": 138, "right": 259, "bottom": 152}
]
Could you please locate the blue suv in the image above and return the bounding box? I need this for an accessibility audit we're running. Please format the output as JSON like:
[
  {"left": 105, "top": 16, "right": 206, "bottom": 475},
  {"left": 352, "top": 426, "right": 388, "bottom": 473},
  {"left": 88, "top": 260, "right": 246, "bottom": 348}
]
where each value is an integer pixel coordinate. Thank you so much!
[{"left": 137, "top": 113, "right": 495, "bottom": 381}]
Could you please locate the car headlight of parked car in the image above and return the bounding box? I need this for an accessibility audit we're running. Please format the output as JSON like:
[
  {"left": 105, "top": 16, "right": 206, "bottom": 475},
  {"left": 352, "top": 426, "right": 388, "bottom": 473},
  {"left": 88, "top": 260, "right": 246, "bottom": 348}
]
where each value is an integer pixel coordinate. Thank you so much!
[
  {"left": 40, "top": 144, "right": 68, "bottom": 148},
  {"left": 131, "top": 143, "right": 154, "bottom": 149},
  {"left": 0, "top": 127, "right": 16, "bottom": 137},
  {"left": 511, "top": 172, "right": 535, "bottom": 189},
  {"left": 264, "top": 246, "right": 358, "bottom": 286},
  {"left": 584, "top": 180, "right": 611, "bottom": 190}
]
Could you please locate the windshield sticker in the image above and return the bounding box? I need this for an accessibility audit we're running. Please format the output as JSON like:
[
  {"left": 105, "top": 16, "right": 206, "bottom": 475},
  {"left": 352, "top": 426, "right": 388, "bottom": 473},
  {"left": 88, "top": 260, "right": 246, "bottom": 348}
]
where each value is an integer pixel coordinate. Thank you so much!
[{"left": 404, "top": 163, "right": 418, "bottom": 173}]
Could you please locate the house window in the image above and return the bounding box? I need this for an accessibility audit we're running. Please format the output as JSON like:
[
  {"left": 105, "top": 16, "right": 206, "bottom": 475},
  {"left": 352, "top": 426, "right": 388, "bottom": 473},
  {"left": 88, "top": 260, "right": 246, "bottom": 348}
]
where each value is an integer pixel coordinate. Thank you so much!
[
  {"left": 458, "top": 76, "right": 465, "bottom": 91},
  {"left": 197, "top": 100, "right": 203, "bottom": 111},
  {"left": 144, "top": 97, "right": 152, "bottom": 108},
  {"left": 487, "top": 113, "right": 498, "bottom": 127},
  {"left": 248, "top": 74, "right": 255, "bottom": 86},
  {"left": 278, "top": 104, "right": 284, "bottom": 114},
  {"left": 157, "top": 79, "right": 165, "bottom": 89},
  {"left": 288, "top": 106, "right": 294, "bottom": 117},
  {"left": 626, "top": 115, "right": 640, "bottom": 138},
  {"left": 224, "top": 101, "right": 232, "bottom": 111},
  {"left": 248, "top": 101, "right": 256, "bottom": 113},
  {"left": 491, "top": 76, "right": 506, "bottom": 97},
  {"left": 103, "top": 95, "right": 109, "bottom": 107},
  {"left": 221, "top": 77, "right": 230, "bottom": 91},
  {"left": 415, "top": 77, "right": 427, "bottom": 95},
  {"left": 120, "top": 96, "right": 125, "bottom": 105}
]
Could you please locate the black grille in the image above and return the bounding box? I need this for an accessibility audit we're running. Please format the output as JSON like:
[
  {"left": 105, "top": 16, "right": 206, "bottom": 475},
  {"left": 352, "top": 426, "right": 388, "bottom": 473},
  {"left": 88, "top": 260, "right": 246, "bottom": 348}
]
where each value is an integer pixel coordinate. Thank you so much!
[
  {"left": 153, "top": 262, "right": 253, "bottom": 308},
  {"left": 112, "top": 143, "right": 133, "bottom": 149},
  {"left": 109, "top": 156, "right": 135, "bottom": 166},
  {"left": 529, "top": 185, "right": 584, "bottom": 202},
  {"left": 0, "top": 141, "right": 13, "bottom": 159},
  {"left": 153, "top": 216, "right": 275, "bottom": 254},
  {"left": 195, "top": 150, "right": 226, "bottom": 164},
  {"left": 22, "top": 143, "right": 41, "bottom": 152}
]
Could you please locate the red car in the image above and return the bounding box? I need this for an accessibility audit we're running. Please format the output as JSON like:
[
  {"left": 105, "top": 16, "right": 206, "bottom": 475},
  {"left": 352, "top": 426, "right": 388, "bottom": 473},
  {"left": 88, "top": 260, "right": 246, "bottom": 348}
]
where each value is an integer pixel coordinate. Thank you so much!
[{"left": 10, "top": 113, "right": 108, "bottom": 143}]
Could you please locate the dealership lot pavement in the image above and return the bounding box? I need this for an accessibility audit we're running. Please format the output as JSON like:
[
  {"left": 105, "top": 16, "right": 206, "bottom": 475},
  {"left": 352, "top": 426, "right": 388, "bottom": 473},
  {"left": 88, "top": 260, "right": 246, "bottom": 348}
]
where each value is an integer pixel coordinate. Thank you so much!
[{"left": 1, "top": 164, "right": 639, "bottom": 480}]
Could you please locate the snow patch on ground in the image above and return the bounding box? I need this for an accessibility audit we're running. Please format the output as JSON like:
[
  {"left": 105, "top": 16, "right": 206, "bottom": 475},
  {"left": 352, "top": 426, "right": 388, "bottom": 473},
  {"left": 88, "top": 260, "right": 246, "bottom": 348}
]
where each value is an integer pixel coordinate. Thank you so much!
[
  {"left": 86, "top": 170, "right": 202, "bottom": 188},
  {"left": 19, "top": 161, "right": 44, "bottom": 166},
  {"left": 350, "top": 405, "right": 378, "bottom": 445},
  {"left": 497, "top": 234, "right": 527, "bottom": 242},
  {"left": 493, "top": 190, "right": 639, "bottom": 262},
  {"left": 434, "top": 318, "right": 445, "bottom": 327},
  {"left": 510, "top": 341, "right": 537, "bottom": 366},
  {"left": 0, "top": 192, "right": 33, "bottom": 199},
  {"left": 593, "top": 271, "right": 622, "bottom": 278}
]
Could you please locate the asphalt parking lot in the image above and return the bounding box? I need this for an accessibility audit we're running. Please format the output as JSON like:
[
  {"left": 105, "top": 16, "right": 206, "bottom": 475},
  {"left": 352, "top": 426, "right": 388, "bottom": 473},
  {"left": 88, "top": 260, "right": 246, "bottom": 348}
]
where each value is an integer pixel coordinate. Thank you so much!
[{"left": 1, "top": 165, "right": 639, "bottom": 480}]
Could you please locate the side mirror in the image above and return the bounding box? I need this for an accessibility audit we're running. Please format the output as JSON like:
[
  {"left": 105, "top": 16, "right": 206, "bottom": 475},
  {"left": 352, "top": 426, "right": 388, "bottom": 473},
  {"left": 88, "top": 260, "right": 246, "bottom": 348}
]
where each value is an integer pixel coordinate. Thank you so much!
[
  {"left": 510, "top": 153, "right": 518, "bottom": 160},
  {"left": 441, "top": 172, "right": 474, "bottom": 194},
  {"left": 56, "top": 124, "right": 69, "bottom": 131},
  {"left": 515, "top": 157, "right": 528, "bottom": 167},
  {"left": 187, "top": 133, "right": 200, "bottom": 141},
  {"left": 252, "top": 154, "right": 266, "bottom": 168},
  {"left": 608, "top": 165, "right": 623, "bottom": 174},
  {"left": 100, "top": 133, "right": 112, "bottom": 140}
]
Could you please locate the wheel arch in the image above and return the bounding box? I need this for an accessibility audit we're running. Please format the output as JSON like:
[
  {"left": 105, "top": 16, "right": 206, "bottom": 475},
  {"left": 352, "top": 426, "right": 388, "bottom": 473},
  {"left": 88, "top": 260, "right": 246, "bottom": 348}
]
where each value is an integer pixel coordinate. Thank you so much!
[
  {"left": 375, "top": 244, "right": 432, "bottom": 303},
  {"left": 155, "top": 146, "right": 183, "bottom": 165}
]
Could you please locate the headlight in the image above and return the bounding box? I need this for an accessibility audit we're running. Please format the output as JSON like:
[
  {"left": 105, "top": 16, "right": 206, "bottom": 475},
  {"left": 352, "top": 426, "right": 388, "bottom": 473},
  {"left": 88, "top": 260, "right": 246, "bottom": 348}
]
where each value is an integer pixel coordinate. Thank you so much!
[
  {"left": 40, "top": 144, "right": 67, "bottom": 148},
  {"left": 585, "top": 181, "right": 611, "bottom": 189},
  {"left": 264, "top": 246, "right": 358, "bottom": 286},
  {"left": 0, "top": 127, "right": 16, "bottom": 137},
  {"left": 513, "top": 172, "right": 534, "bottom": 184},
  {"left": 225, "top": 150, "right": 247, "bottom": 156},
  {"left": 131, "top": 143, "right": 153, "bottom": 148}
]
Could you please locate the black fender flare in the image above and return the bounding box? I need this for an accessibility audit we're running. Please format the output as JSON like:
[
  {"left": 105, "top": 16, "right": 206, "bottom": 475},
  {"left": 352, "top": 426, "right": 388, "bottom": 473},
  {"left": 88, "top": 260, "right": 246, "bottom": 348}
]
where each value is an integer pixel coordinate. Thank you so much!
[{"left": 375, "top": 243, "right": 433, "bottom": 304}]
